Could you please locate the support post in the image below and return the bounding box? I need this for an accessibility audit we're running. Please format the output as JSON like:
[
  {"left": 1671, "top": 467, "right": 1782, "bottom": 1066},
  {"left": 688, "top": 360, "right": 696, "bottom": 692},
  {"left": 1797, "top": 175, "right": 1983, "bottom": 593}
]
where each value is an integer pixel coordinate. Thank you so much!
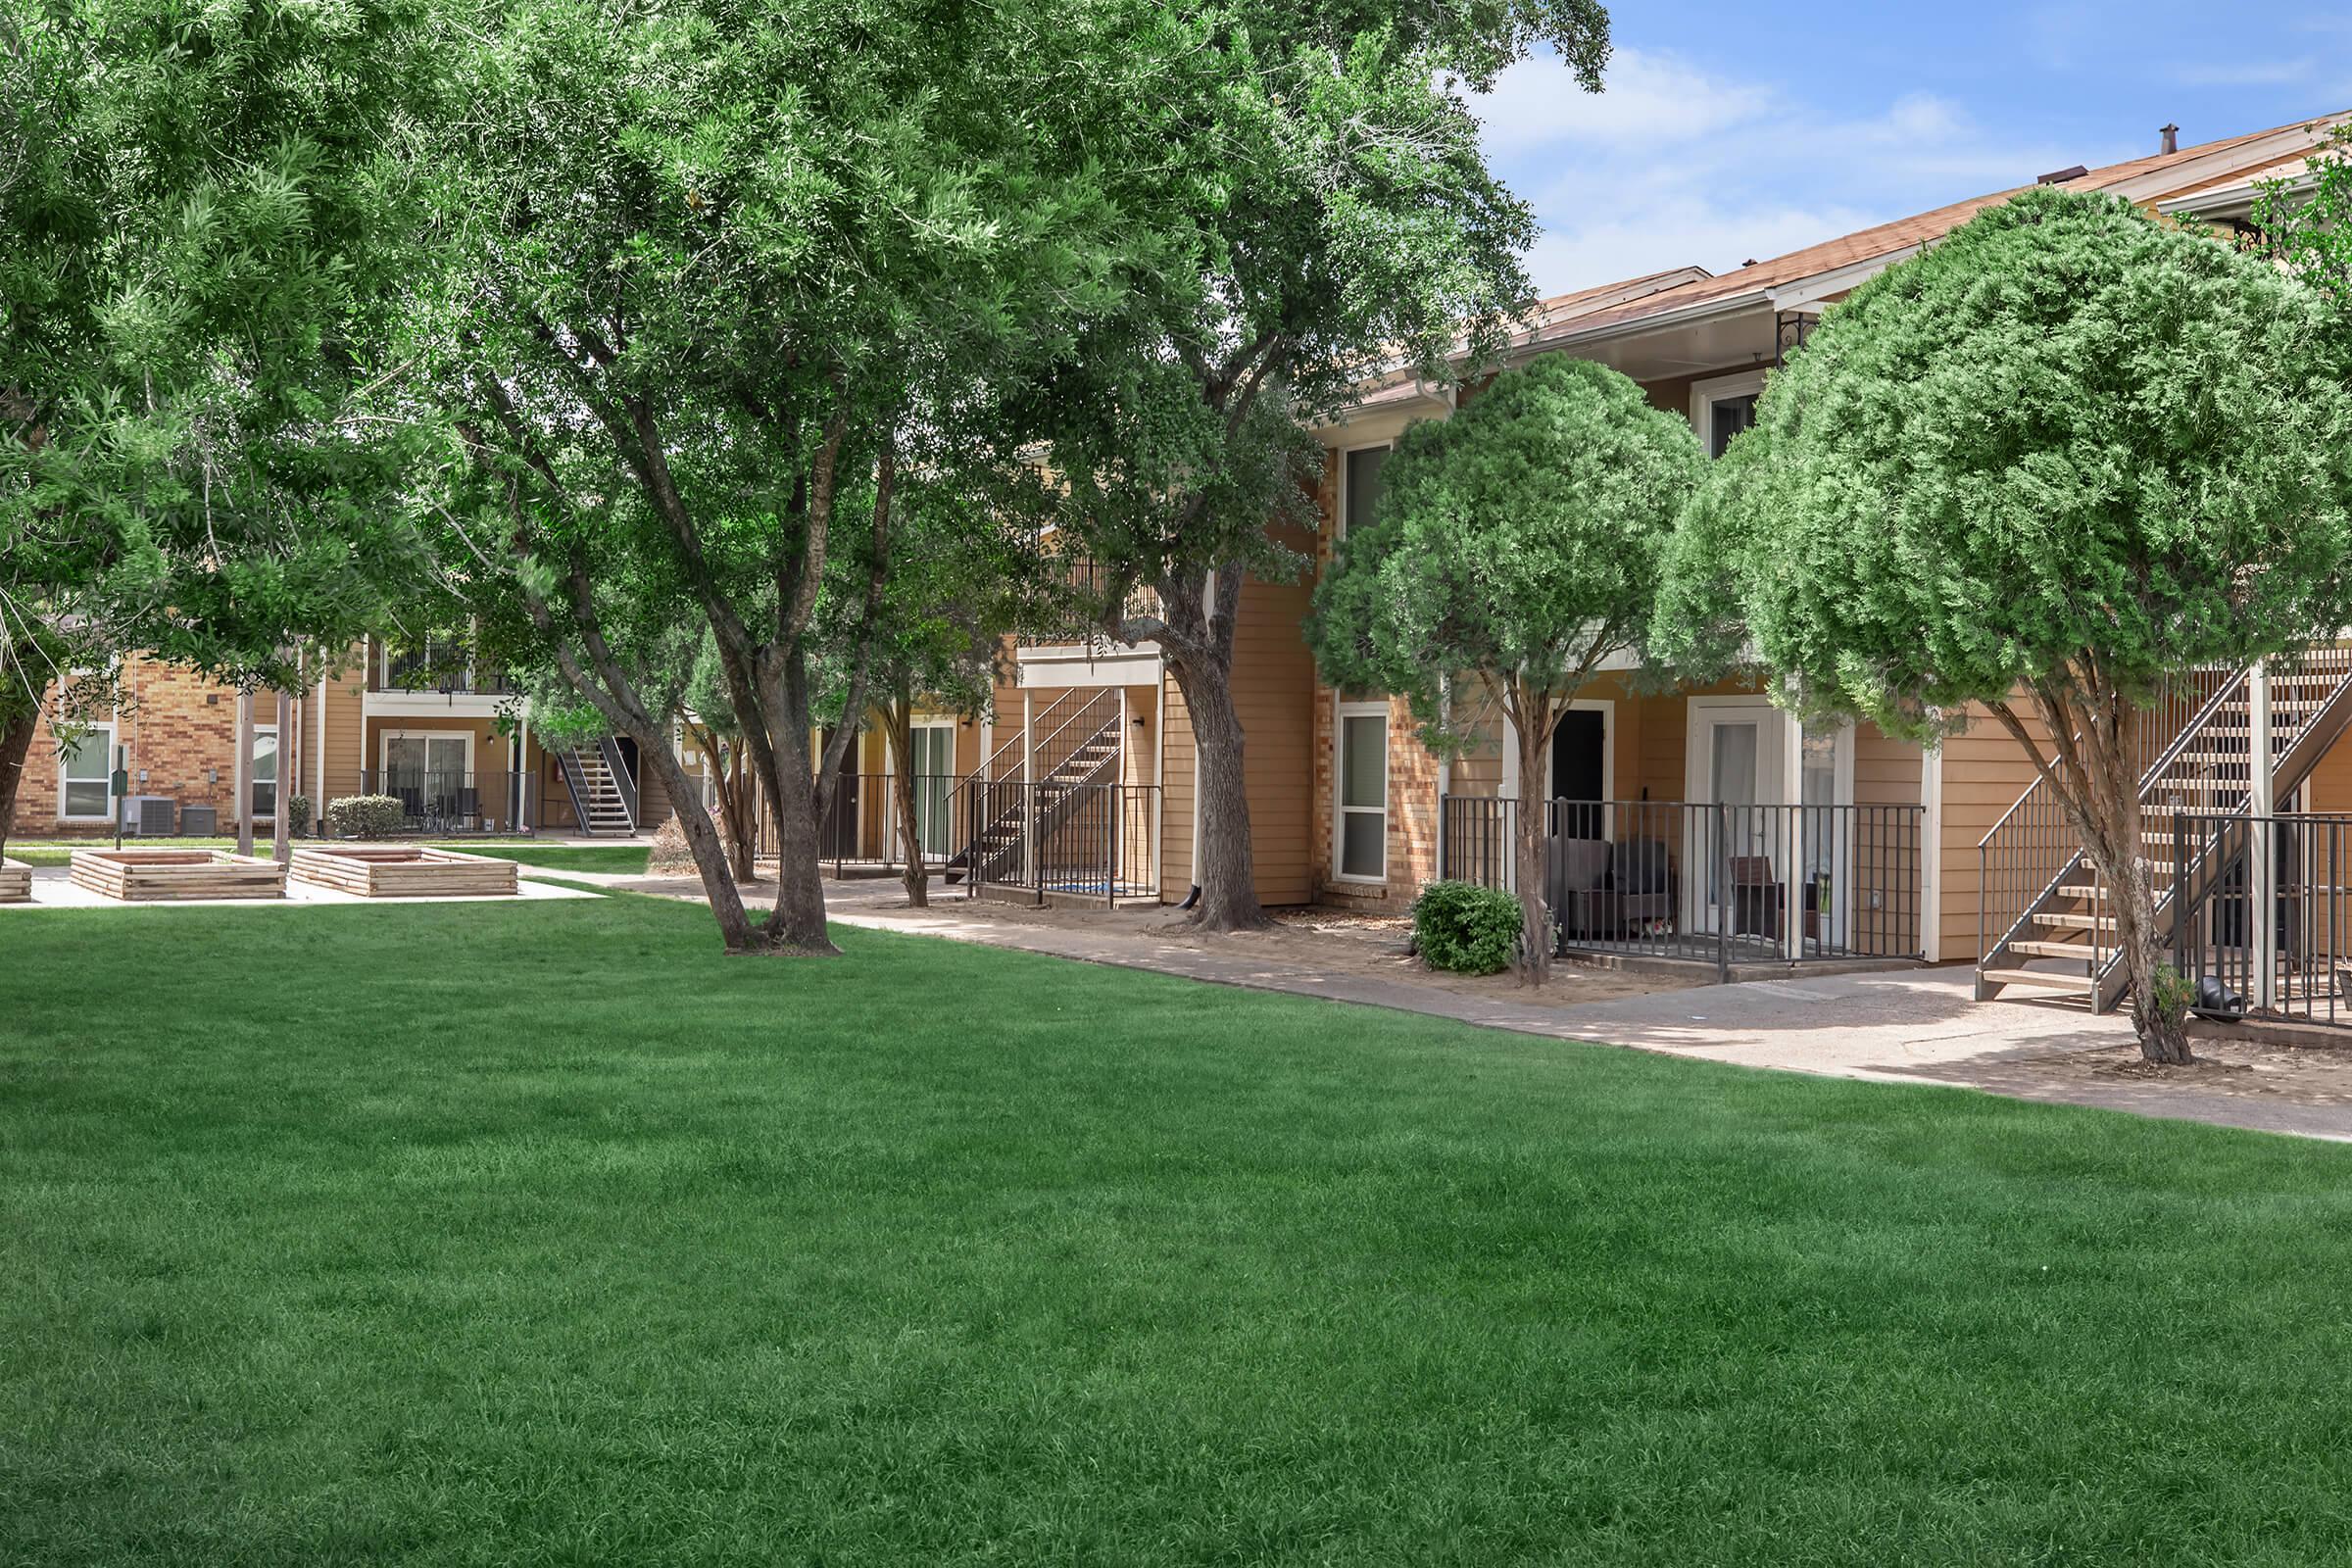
[
  {"left": 1784, "top": 716, "right": 1805, "bottom": 961},
  {"left": 1021, "top": 690, "right": 1036, "bottom": 887},
  {"left": 2250, "top": 659, "right": 2277, "bottom": 1009},
  {"left": 273, "top": 687, "right": 292, "bottom": 864},
  {"left": 233, "top": 692, "right": 255, "bottom": 857}
]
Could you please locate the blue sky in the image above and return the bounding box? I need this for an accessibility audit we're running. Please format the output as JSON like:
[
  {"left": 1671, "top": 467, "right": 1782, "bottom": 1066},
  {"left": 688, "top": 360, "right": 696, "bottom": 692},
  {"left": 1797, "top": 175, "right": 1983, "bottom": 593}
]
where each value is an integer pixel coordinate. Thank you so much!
[{"left": 1477, "top": 2, "right": 2351, "bottom": 297}]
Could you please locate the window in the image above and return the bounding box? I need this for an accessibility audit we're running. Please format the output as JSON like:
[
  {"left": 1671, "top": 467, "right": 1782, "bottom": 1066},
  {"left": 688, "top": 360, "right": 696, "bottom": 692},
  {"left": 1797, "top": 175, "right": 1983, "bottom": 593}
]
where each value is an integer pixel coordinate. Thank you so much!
[
  {"left": 1708, "top": 393, "right": 1758, "bottom": 458},
  {"left": 1690, "top": 371, "right": 1767, "bottom": 460},
  {"left": 909, "top": 723, "right": 955, "bottom": 857},
  {"left": 1335, "top": 704, "right": 1389, "bottom": 881},
  {"left": 251, "top": 727, "right": 279, "bottom": 820},
  {"left": 60, "top": 724, "right": 115, "bottom": 821},
  {"left": 1341, "top": 444, "right": 1390, "bottom": 537}
]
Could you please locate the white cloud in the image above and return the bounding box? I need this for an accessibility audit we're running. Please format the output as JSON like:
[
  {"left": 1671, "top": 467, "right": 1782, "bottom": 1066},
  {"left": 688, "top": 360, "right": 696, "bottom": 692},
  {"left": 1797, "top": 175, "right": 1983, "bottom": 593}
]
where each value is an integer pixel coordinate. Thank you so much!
[{"left": 1470, "top": 48, "right": 2136, "bottom": 297}]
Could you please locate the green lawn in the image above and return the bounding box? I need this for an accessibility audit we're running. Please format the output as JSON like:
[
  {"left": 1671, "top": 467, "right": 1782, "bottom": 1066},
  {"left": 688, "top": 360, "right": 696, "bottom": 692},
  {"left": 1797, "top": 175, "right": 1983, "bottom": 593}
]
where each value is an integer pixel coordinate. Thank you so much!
[
  {"left": 5, "top": 893, "right": 2350, "bottom": 1564},
  {"left": 431, "top": 843, "right": 652, "bottom": 874},
  {"left": 5, "top": 836, "right": 246, "bottom": 865}
]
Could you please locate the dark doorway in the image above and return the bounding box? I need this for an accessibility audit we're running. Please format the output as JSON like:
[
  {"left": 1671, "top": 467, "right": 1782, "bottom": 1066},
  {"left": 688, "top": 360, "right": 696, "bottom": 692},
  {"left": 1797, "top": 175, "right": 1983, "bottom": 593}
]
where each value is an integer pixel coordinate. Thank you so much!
[
  {"left": 819, "top": 728, "right": 860, "bottom": 859},
  {"left": 1549, "top": 709, "right": 1605, "bottom": 839},
  {"left": 613, "top": 735, "right": 641, "bottom": 785}
]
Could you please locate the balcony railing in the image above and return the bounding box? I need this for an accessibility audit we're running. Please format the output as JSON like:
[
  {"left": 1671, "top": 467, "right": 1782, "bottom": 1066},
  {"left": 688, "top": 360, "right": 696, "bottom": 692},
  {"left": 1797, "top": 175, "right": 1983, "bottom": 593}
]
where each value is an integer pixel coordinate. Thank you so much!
[
  {"left": 354, "top": 768, "right": 534, "bottom": 834},
  {"left": 1013, "top": 557, "right": 1162, "bottom": 648},
  {"left": 376, "top": 648, "right": 519, "bottom": 696},
  {"left": 1440, "top": 795, "right": 1926, "bottom": 974},
  {"left": 957, "top": 778, "right": 1159, "bottom": 904},
  {"left": 2171, "top": 811, "right": 2352, "bottom": 1028}
]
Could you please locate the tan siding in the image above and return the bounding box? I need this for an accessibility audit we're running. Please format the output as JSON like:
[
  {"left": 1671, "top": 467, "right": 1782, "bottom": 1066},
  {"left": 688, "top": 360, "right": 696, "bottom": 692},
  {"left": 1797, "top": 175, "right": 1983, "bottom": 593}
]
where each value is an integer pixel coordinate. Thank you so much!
[
  {"left": 1158, "top": 674, "right": 1196, "bottom": 901},
  {"left": 1230, "top": 534, "right": 1316, "bottom": 906}
]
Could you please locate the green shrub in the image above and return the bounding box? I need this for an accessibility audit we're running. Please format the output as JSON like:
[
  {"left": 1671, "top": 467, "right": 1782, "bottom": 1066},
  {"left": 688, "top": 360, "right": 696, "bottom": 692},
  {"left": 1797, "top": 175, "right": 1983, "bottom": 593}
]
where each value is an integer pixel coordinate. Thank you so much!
[
  {"left": 1411, "top": 880, "right": 1525, "bottom": 976},
  {"left": 287, "top": 795, "right": 313, "bottom": 837},
  {"left": 325, "top": 795, "right": 407, "bottom": 840}
]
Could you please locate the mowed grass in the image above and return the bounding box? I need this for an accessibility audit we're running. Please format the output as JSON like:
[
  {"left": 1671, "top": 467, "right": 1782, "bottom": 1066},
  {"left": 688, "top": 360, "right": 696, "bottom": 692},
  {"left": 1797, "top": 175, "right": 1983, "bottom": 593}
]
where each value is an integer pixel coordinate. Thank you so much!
[
  {"left": 5, "top": 894, "right": 2352, "bottom": 1565},
  {"left": 430, "top": 843, "right": 652, "bottom": 874}
]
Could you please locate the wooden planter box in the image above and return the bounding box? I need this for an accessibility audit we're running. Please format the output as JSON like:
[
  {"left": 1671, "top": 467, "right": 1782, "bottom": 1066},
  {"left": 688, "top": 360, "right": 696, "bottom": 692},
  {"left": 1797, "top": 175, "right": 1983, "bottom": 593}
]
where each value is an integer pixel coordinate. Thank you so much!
[
  {"left": 70, "top": 849, "right": 286, "bottom": 902},
  {"left": 289, "top": 845, "right": 518, "bottom": 899},
  {"left": 0, "top": 858, "right": 29, "bottom": 904}
]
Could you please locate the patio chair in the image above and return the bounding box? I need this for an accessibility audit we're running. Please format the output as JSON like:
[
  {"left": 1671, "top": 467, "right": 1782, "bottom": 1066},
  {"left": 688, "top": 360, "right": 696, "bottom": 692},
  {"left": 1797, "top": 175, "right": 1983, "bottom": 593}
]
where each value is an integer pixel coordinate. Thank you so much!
[
  {"left": 452, "top": 787, "right": 482, "bottom": 833},
  {"left": 1610, "top": 839, "right": 1676, "bottom": 933},
  {"left": 1729, "top": 855, "right": 1785, "bottom": 940},
  {"left": 1547, "top": 839, "right": 1613, "bottom": 938}
]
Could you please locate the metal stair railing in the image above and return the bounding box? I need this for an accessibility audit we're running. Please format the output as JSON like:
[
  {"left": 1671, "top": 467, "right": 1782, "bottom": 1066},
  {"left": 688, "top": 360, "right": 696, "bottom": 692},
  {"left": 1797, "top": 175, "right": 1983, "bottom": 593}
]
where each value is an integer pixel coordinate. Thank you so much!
[{"left": 596, "top": 736, "right": 640, "bottom": 829}]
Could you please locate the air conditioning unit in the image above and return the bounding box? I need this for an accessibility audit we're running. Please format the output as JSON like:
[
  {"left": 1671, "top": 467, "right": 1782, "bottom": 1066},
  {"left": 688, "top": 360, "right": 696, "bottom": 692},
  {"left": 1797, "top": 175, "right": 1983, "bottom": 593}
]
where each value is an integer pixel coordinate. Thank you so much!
[
  {"left": 124, "top": 796, "right": 176, "bottom": 837},
  {"left": 177, "top": 804, "right": 219, "bottom": 837}
]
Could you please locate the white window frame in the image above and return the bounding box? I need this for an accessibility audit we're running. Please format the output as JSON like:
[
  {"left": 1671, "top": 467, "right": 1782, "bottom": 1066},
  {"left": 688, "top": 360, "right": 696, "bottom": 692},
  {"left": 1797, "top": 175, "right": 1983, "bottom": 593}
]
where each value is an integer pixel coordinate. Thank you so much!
[
  {"left": 1690, "top": 368, "right": 1768, "bottom": 458},
  {"left": 378, "top": 729, "right": 477, "bottom": 780},
  {"left": 1337, "top": 441, "right": 1393, "bottom": 541},
  {"left": 59, "top": 720, "right": 118, "bottom": 823},
  {"left": 1333, "top": 699, "right": 1391, "bottom": 884},
  {"left": 250, "top": 724, "right": 280, "bottom": 820}
]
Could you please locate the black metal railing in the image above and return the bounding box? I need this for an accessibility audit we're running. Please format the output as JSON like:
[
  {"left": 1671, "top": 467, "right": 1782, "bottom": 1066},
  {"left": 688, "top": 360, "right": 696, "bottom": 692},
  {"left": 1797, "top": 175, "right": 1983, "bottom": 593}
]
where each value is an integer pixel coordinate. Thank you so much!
[
  {"left": 795, "top": 773, "right": 973, "bottom": 877},
  {"left": 956, "top": 778, "right": 1158, "bottom": 904},
  {"left": 2171, "top": 810, "right": 2352, "bottom": 1028},
  {"left": 1439, "top": 795, "right": 1926, "bottom": 973},
  {"left": 378, "top": 646, "right": 518, "bottom": 695},
  {"left": 353, "top": 768, "right": 532, "bottom": 834}
]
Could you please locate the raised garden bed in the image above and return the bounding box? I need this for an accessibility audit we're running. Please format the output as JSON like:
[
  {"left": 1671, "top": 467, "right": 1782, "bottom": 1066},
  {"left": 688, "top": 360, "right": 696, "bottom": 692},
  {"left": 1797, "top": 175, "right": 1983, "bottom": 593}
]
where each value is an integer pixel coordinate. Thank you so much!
[
  {"left": 0, "top": 858, "right": 28, "bottom": 904},
  {"left": 70, "top": 849, "right": 286, "bottom": 902},
  {"left": 289, "top": 845, "right": 518, "bottom": 899}
]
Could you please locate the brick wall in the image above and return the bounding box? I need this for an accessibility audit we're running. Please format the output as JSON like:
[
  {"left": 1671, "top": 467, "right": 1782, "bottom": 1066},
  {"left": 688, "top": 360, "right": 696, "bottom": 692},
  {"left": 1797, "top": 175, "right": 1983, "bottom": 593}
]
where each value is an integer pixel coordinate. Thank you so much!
[{"left": 12, "top": 656, "right": 301, "bottom": 837}]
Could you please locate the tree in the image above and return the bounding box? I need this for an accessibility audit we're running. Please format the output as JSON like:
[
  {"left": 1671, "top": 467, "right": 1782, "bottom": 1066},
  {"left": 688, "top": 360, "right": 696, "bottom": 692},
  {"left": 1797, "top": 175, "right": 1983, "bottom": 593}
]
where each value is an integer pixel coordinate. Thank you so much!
[
  {"left": 0, "top": 0, "right": 431, "bottom": 856},
  {"left": 392, "top": 0, "right": 1133, "bottom": 955},
  {"left": 826, "top": 467, "right": 1046, "bottom": 908},
  {"left": 1036, "top": 0, "right": 1613, "bottom": 931},
  {"left": 1309, "top": 356, "right": 1700, "bottom": 982},
  {"left": 1652, "top": 188, "right": 2352, "bottom": 1063},
  {"left": 2253, "top": 122, "right": 2352, "bottom": 309}
]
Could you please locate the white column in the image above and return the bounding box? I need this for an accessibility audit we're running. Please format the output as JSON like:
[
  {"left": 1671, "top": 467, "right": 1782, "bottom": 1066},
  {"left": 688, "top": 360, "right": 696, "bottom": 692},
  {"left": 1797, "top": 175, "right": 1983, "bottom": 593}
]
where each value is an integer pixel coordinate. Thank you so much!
[
  {"left": 1151, "top": 683, "right": 1165, "bottom": 900},
  {"left": 1021, "top": 689, "right": 1036, "bottom": 884},
  {"left": 1919, "top": 742, "right": 1943, "bottom": 962},
  {"left": 2249, "top": 660, "right": 2277, "bottom": 1008},
  {"left": 1784, "top": 712, "right": 1805, "bottom": 960},
  {"left": 1498, "top": 706, "right": 1520, "bottom": 896}
]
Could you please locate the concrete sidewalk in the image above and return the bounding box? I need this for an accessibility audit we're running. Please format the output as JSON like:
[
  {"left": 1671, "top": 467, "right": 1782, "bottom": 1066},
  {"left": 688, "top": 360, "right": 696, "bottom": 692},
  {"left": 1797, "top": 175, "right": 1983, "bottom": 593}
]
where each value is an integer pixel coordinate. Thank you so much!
[{"left": 811, "top": 887, "right": 2352, "bottom": 1144}]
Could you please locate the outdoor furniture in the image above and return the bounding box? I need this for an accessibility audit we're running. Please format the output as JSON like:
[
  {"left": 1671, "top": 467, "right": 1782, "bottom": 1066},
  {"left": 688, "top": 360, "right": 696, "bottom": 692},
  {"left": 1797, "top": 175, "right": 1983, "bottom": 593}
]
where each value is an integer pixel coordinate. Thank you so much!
[
  {"left": 1610, "top": 839, "right": 1676, "bottom": 931},
  {"left": 1729, "top": 855, "right": 1785, "bottom": 940},
  {"left": 1549, "top": 839, "right": 1613, "bottom": 936}
]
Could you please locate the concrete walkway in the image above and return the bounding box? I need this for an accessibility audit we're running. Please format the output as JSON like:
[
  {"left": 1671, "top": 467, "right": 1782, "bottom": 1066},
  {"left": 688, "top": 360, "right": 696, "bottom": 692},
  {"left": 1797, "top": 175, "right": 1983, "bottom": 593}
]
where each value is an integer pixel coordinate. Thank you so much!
[{"left": 791, "top": 884, "right": 2352, "bottom": 1144}]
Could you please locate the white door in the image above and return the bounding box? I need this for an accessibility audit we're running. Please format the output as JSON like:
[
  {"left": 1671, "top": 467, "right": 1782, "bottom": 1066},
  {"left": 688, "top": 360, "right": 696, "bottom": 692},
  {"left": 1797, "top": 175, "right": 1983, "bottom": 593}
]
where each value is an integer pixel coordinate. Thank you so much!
[
  {"left": 910, "top": 724, "right": 955, "bottom": 858},
  {"left": 1686, "top": 700, "right": 1788, "bottom": 936}
]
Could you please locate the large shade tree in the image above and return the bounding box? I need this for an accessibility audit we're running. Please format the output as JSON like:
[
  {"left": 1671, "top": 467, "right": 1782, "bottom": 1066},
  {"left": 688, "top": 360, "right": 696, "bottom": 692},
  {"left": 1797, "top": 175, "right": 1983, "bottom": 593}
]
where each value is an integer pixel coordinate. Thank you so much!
[
  {"left": 0, "top": 0, "right": 430, "bottom": 855},
  {"left": 1309, "top": 355, "right": 1701, "bottom": 982},
  {"left": 1653, "top": 188, "right": 2352, "bottom": 1063},
  {"left": 391, "top": 0, "right": 1135, "bottom": 954},
  {"left": 1036, "top": 0, "right": 1613, "bottom": 930}
]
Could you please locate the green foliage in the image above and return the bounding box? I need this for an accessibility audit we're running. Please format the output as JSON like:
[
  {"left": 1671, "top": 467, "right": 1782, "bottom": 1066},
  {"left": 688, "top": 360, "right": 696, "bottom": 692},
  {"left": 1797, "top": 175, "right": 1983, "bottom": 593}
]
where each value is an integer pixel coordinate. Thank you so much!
[
  {"left": 1654, "top": 187, "right": 2352, "bottom": 740},
  {"left": 1310, "top": 355, "right": 1702, "bottom": 752},
  {"left": 0, "top": 0, "right": 435, "bottom": 741},
  {"left": 2254, "top": 122, "right": 2352, "bottom": 310},
  {"left": 287, "top": 795, "right": 313, "bottom": 838},
  {"left": 1411, "top": 879, "right": 1525, "bottom": 975},
  {"left": 326, "top": 795, "right": 406, "bottom": 840}
]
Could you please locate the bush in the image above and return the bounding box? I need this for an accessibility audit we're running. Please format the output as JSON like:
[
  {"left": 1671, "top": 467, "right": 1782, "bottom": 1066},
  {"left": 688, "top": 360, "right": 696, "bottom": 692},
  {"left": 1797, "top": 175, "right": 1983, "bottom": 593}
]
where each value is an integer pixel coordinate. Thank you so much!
[
  {"left": 287, "top": 795, "right": 313, "bottom": 837},
  {"left": 1410, "top": 880, "right": 1525, "bottom": 976},
  {"left": 325, "top": 795, "right": 407, "bottom": 841}
]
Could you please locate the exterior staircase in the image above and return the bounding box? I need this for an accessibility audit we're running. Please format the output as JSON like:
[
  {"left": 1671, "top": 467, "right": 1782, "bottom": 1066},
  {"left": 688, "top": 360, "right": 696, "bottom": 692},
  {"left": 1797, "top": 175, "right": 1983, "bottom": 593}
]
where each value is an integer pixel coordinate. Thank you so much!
[
  {"left": 553, "top": 741, "right": 639, "bottom": 837},
  {"left": 1979, "top": 648, "right": 2352, "bottom": 1010},
  {"left": 944, "top": 692, "right": 1124, "bottom": 887}
]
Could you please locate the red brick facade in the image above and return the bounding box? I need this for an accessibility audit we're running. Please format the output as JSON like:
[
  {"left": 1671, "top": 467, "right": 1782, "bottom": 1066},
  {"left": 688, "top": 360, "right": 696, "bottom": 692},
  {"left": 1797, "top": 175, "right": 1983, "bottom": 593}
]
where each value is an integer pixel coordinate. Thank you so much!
[{"left": 11, "top": 656, "right": 286, "bottom": 836}]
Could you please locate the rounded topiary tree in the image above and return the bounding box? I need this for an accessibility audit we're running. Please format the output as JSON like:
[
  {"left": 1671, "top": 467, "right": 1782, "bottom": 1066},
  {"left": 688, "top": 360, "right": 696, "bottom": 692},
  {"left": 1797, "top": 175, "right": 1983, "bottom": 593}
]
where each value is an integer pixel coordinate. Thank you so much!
[
  {"left": 1655, "top": 186, "right": 2352, "bottom": 1062},
  {"left": 1311, "top": 354, "right": 1703, "bottom": 983}
]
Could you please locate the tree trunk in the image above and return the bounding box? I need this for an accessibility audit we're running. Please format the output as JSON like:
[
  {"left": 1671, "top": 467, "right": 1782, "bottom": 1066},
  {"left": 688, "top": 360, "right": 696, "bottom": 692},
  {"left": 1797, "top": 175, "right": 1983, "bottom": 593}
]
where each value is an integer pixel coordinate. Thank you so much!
[
  {"left": 0, "top": 706, "right": 36, "bottom": 860},
  {"left": 760, "top": 710, "right": 838, "bottom": 956},
  {"left": 1511, "top": 693, "right": 1554, "bottom": 985},
  {"left": 882, "top": 705, "right": 929, "bottom": 908},
  {"left": 1172, "top": 657, "right": 1266, "bottom": 930},
  {"left": 2051, "top": 710, "right": 2191, "bottom": 1064},
  {"left": 632, "top": 722, "right": 762, "bottom": 953},
  {"left": 722, "top": 756, "right": 756, "bottom": 883}
]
